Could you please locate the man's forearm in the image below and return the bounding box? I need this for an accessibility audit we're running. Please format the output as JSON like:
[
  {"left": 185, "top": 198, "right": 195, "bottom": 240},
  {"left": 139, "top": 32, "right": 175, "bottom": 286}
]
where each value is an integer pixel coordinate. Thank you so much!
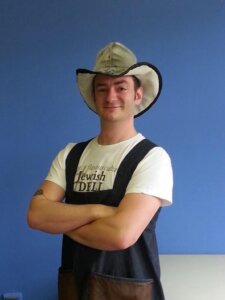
[
  {"left": 66, "top": 219, "right": 118, "bottom": 250},
  {"left": 66, "top": 194, "right": 161, "bottom": 251},
  {"left": 66, "top": 213, "right": 131, "bottom": 251},
  {"left": 27, "top": 196, "right": 115, "bottom": 234}
]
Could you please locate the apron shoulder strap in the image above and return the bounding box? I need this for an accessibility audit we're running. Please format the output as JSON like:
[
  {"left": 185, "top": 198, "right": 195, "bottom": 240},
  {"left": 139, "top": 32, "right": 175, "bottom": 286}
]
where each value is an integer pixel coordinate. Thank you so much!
[
  {"left": 65, "top": 139, "right": 92, "bottom": 197},
  {"left": 113, "top": 139, "right": 157, "bottom": 193}
]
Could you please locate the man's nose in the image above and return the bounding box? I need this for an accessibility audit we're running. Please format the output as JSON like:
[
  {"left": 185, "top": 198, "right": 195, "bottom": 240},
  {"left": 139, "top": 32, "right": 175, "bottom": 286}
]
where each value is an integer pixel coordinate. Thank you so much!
[{"left": 106, "top": 87, "right": 117, "bottom": 102}]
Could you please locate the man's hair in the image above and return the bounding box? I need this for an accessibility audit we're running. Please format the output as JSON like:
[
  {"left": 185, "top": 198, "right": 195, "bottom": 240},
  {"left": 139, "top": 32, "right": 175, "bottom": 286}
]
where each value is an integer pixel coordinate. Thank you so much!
[{"left": 132, "top": 76, "right": 141, "bottom": 91}]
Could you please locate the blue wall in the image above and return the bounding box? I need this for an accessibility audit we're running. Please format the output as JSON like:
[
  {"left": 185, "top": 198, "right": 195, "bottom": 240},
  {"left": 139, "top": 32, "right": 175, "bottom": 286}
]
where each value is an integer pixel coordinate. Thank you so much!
[{"left": 1, "top": 0, "right": 225, "bottom": 298}]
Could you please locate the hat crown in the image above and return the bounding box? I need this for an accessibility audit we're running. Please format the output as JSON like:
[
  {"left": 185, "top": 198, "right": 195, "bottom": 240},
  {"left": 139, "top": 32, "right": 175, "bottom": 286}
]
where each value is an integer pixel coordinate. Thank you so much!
[{"left": 94, "top": 42, "right": 137, "bottom": 75}]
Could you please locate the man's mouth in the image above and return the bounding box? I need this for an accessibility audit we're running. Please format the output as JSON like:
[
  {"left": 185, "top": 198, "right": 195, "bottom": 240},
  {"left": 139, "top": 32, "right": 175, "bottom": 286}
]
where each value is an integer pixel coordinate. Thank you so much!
[{"left": 104, "top": 106, "right": 120, "bottom": 108}]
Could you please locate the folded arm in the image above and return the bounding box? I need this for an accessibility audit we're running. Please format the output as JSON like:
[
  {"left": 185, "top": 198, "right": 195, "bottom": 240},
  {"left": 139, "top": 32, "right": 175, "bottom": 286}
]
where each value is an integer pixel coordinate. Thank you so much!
[
  {"left": 66, "top": 193, "right": 161, "bottom": 251},
  {"left": 27, "top": 180, "right": 116, "bottom": 234}
]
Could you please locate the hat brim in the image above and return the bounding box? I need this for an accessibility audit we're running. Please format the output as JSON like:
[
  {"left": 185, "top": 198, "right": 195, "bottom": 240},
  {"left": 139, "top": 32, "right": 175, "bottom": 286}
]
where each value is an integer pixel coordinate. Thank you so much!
[{"left": 76, "top": 62, "right": 162, "bottom": 118}]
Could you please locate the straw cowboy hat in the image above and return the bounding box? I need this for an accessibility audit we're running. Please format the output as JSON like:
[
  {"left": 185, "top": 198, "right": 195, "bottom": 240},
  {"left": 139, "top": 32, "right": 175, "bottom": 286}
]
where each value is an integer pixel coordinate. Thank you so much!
[{"left": 76, "top": 42, "right": 162, "bottom": 117}]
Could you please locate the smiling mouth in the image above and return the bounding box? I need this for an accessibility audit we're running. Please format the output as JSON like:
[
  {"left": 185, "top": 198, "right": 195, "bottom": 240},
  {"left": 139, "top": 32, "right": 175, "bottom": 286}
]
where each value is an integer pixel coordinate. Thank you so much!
[{"left": 104, "top": 106, "right": 121, "bottom": 108}]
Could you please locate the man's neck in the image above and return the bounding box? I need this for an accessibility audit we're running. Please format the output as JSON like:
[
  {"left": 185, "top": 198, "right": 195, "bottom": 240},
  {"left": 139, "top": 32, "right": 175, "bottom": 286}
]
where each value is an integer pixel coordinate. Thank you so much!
[{"left": 98, "top": 121, "right": 138, "bottom": 145}]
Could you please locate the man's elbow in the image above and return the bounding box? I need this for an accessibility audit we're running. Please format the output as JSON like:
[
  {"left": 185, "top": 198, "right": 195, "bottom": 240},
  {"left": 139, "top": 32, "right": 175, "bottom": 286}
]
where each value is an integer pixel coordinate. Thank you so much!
[
  {"left": 27, "top": 210, "right": 38, "bottom": 229},
  {"left": 27, "top": 197, "right": 47, "bottom": 230},
  {"left": 27, "top": 207, "right": 45, "bottom": 230},
  {"left": 112, "top": 230, "right": 139, "bottom": 250}
]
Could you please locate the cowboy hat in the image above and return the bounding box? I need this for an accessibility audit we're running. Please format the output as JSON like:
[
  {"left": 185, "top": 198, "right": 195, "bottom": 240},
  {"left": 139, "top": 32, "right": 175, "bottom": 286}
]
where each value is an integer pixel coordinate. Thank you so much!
[{"left": 76, "top": 42, "right": 162, "bottom": 117}]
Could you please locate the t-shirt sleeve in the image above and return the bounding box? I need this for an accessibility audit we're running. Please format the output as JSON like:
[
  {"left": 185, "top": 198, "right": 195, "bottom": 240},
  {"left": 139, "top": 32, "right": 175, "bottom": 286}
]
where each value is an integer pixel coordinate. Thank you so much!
[
  {"left": 125, "top": 146, "right": 173, "bottom": 206},
  {"left": 45, "top": 143, "right": 75, "bottom": 190}
]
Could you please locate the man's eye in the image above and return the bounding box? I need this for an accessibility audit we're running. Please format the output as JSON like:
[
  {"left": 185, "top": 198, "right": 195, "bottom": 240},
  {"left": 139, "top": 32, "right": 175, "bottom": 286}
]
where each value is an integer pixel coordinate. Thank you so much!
[
  {"left": 118, "top": 86, "right": 127, "bottom": 91},
  {"left": 96, "top": 88, "right": 106, "bottom": 92}
]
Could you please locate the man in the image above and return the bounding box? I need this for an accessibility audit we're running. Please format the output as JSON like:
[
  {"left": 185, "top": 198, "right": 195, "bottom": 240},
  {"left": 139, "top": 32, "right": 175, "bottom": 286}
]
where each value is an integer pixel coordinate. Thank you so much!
[{"left": 27, "top": 42, "right": 173, "bottom": 300}]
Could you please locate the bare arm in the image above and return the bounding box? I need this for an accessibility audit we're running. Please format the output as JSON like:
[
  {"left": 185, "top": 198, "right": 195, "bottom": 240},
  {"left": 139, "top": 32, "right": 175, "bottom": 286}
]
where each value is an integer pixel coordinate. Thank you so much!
[
  {"left": 66, "top": 193, "right": 161, "bottom": 250},
  {"left": 27, "top": 180, "right": 116, "bottom": 234}
]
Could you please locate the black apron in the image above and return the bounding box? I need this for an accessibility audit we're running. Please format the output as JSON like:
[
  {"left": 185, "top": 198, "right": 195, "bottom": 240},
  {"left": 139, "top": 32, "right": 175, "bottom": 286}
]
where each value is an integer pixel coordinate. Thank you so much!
[{"left": 58, "top": 139, "right": 165, "bottom": 300}]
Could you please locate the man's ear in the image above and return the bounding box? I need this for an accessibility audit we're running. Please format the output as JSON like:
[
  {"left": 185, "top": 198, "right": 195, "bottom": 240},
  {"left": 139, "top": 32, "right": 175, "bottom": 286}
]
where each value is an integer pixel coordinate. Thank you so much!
[{"left": 134, "top": 86, "right": 143, "bottom": 105}]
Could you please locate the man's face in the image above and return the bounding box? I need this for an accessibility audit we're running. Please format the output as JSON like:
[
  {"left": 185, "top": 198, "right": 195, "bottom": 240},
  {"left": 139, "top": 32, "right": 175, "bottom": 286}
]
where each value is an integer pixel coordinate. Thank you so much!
[{"left": 93, "top": 75, "right": 143, "bottom": 122}]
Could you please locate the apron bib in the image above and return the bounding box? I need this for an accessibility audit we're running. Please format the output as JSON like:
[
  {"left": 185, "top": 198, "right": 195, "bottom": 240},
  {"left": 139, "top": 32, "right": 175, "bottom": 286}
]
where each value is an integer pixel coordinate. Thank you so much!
[{"left": 58, "top": 139, "right": 164, "bottom": 300}]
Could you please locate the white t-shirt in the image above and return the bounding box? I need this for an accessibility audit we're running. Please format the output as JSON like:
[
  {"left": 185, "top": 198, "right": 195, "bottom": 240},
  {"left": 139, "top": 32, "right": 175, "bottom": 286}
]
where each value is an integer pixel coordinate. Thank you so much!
[{"left": 46, "top": 133, "right": 173, "bottom": 206}]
